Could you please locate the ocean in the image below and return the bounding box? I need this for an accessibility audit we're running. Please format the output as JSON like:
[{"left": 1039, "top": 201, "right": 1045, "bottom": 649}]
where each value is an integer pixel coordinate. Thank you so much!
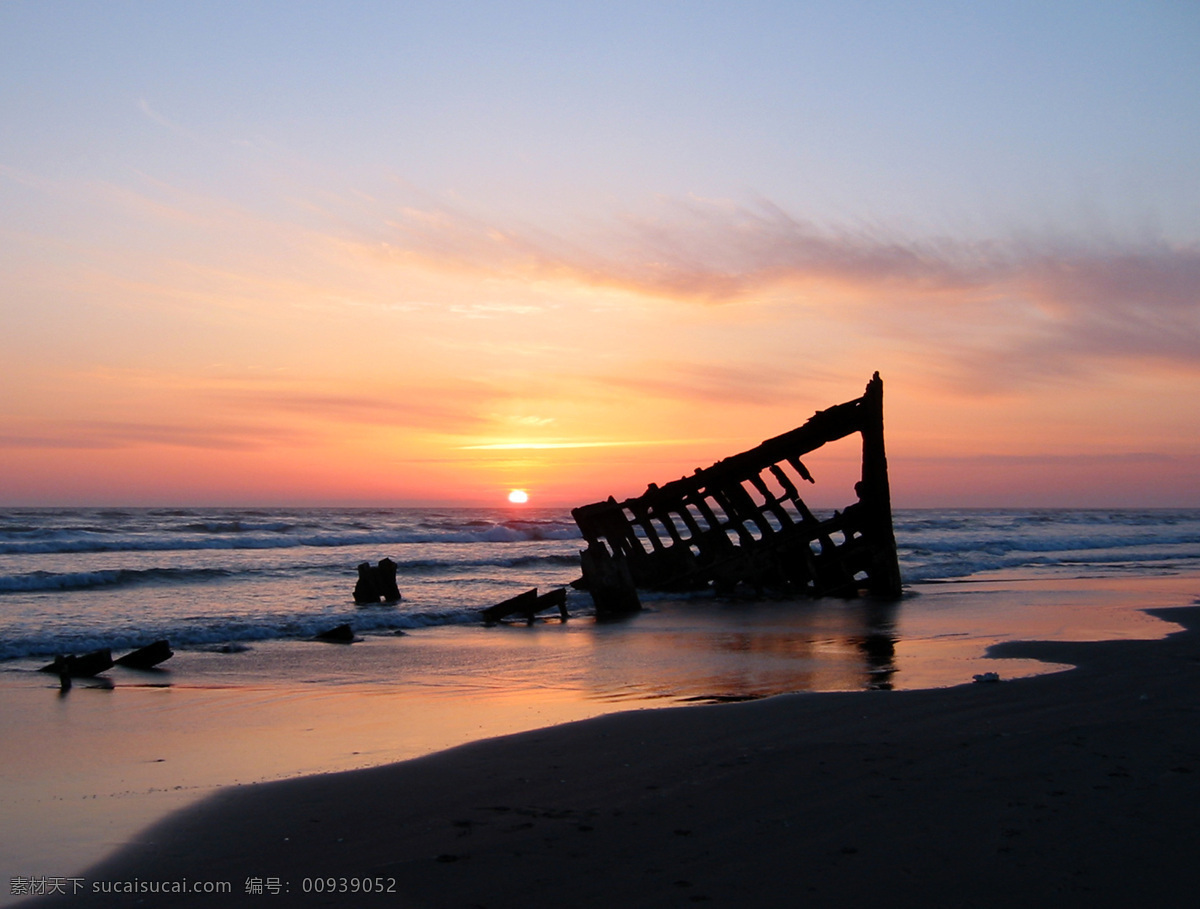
[
  {"left": 5, "top": 506, "right": 1200, "bottom": 899},
  {"left": 2, "top": 506, "right": 1200, "bottom": 665}
]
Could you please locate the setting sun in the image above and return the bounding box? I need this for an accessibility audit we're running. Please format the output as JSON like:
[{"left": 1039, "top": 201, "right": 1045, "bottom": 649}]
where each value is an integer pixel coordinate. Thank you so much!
[{"left": 507, "top": 489, "right": 529, "bottom": 504}]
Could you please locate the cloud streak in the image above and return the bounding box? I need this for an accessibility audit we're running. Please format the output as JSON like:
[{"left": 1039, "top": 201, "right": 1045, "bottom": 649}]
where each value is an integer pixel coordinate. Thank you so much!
[
  {"left": 596, "top": 362, "right": 835, "bottom": 409},
  {"left": 219, "top": 389, "right": 492, "bottom": 432},
  {"left": 365, "top": 196, "right": 1200, "bottom": 385},
  {"left": 457, "top": 439, "right": 709, "bottom": 451},
  {"left": 0, "top": 420, "right": 312, "bottom": 451}
]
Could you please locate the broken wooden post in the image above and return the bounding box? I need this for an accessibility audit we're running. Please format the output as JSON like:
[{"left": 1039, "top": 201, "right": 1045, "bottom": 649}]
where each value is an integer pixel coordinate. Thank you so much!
[
  {"left": 855, "top": 373, "right": 903, "bottom": 598},
  {"left": 354, "top": 562, "right": 383, "bottom": 604},
  {"left": 572, "top": 373, "right": 902, "bottom": 616},
  {"left": 578, "top": 541, "right": 642, "bottom": 617},
  {"left": 354, "top": 559, "right": 403, "bottom": 604},
  {"left": 376, "top": 558, "right": 402, "bottom": 602}
]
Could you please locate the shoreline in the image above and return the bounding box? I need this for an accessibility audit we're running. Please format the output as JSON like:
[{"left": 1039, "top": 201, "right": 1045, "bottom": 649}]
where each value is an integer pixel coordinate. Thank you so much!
[
  {"left": 22, "top": 601, "right": 1200, "bottom": 907},
  {"left": 6, "top": 573, "right": 1200, "bottom": 907}
]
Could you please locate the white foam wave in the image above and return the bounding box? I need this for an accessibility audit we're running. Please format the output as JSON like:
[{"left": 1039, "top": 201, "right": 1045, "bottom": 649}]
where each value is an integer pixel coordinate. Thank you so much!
[
  {"left": 0, "top": 567, "right": 234, "bottom": 593},
  {"left": 0, "top": 606, "right": 486, "bottom": 662},
  {"left": 0, "top": 523, "right": 582, "bottom": 555}
]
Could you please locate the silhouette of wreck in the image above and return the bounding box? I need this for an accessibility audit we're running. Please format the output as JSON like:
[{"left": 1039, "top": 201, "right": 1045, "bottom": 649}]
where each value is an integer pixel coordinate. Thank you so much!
[{"left": 572, "top": 373, "right": 902, "bottom": 617}]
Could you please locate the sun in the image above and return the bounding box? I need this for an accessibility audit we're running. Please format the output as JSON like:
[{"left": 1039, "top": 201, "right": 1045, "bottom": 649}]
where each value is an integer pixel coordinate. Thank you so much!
[{"left": 507, "top": 489, "right": 529, "bottom": 504}]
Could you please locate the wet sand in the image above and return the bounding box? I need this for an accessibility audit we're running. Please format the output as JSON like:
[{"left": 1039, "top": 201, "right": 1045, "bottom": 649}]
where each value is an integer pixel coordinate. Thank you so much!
[{"left": 7, "top": 575, "right": 1200, "bottom": 907}]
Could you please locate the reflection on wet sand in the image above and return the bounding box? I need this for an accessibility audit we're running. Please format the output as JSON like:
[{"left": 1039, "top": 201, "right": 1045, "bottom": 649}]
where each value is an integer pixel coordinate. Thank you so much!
[
  {"left": 574, "top": 597, "right": 900, "bottom": 701},
  {"left": 857, "top": 599, "right": 898, "bottom": 689}
]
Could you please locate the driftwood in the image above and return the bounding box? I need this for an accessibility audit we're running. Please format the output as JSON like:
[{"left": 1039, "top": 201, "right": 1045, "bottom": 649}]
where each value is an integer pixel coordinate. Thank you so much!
[
  {"left": 314, "top": 623, "right": 356, "bottom": 643},
  {"left": 534, "top": 588, "right": 569, "bottom": 619},
  {"left": 39, "top": 649, "right": 114, "bottom": 678},
  {"left": 481, "top": 588, "right": 570, "bottom": 624},
  {"left": 572, "top": 373, "right": 902, "bottom": 617},
  {"left": 115, "top": 640, "right": 174, "bottom": 669}
]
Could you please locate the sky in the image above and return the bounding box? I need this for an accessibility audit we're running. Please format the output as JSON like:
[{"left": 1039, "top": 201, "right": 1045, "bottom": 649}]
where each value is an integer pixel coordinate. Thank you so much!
[{"left": 1, "top": 0, "right": 1198, "bottom": 508}]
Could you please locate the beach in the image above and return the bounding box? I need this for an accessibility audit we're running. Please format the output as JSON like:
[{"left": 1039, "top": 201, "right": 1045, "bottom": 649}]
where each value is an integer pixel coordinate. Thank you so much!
[
  {"left": 5, "top": 3, "right": 1198, "bottom": 904},
  {"left": 5, "top": 569, "right": 1200, "bottom": 908}
]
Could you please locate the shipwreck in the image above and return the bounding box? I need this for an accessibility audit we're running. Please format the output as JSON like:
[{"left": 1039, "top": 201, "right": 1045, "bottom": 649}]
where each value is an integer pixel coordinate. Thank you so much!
[{"left": 572, "top": 373, "right": 902, "bottom": 617}]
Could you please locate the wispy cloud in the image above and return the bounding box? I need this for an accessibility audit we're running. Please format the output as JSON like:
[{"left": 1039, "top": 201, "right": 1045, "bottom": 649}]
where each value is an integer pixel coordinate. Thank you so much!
[
  {"left": 362, "top": 195, "right": 1200, "bottom": 386},
  {"left": 0, "top": 162, "right": 60, "bottom": 192},
  {"left": 596, "top": 362, "right": 835, "bottom": 408},
  {"left": 362, "top": 195, "right": 1000, "bottom": 301},
  {"left": 457, "top": 439, "right": 708, "bottom": 450},
  {"left": 136, "top": 99, "right": 201, "bottom": 143},
  {"left": 0, "top": 420, "right": 311, "bottom": 451},
  {"left": 220, "top": 388, "right": 491, "bottom": 432}
]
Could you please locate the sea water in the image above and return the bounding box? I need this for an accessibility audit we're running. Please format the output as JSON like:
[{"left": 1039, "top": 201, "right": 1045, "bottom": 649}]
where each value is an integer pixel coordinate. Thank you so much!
[
  {"left": 3, "top": 506, "right": 1200, "bottom": 899},
  {"left": 2, "top": 507, "right": 1199, "bottom": 665}
]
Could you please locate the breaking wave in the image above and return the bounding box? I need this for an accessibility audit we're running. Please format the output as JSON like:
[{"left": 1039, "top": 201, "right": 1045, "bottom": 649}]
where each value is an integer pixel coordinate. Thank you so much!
[{"left": 3, "top": 506, "right": 1200, "bottom": 663}]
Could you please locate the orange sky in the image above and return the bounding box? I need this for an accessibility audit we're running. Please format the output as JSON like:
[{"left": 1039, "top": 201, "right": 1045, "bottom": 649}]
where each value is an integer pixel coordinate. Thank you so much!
[
  {"left": 2, "top": 4, "right": 1198, "bottom": 508},
  {"left": 3, "top": 185, "right": 1197, "bottom": 507}
]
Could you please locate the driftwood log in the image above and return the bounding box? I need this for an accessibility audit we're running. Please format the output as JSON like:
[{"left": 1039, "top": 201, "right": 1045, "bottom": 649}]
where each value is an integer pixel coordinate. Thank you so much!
[
  {"left": 481, "top": 588, "right": 570, "bottom": 624},
  {"left": 115, "top": 640, "right": 174, "bottom": 669},
  {"left": 314, "top": 623, "right": 356, "bottom": 643},
  {"left": 39, "top": 649, "right": 114, "bottom": 678}
]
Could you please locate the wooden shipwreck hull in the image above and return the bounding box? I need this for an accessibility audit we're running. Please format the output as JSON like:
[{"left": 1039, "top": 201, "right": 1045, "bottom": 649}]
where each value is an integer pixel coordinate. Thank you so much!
[{"left": 572, "top": 373, "right": 902, "bottom": 617}]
